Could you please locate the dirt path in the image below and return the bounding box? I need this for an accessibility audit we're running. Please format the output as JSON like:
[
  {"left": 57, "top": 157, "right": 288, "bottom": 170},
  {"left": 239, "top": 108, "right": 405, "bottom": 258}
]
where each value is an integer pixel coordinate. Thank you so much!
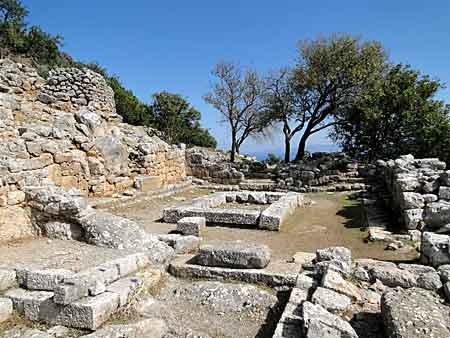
[{"left": 106, "top": 189, "right": 417, "bottom": 262}]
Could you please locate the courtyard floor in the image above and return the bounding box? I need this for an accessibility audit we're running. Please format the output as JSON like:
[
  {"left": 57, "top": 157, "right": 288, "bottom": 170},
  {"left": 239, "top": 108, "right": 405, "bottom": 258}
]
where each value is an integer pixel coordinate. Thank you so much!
[{"left": 104, "top": 188, "right": 418, "bottom": 262}]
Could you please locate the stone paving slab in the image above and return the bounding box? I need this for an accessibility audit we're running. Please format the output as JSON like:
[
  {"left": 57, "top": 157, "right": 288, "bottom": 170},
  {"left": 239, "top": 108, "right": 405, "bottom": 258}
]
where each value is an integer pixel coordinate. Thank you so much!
[{"left": 169, "top": 254, "right": 300, "bottom": 287}]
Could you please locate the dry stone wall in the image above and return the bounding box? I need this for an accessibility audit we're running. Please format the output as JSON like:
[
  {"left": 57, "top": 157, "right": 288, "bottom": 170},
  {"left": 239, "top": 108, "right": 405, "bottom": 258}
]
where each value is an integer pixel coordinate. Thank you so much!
[
  {"left": 0, "top": 59, "right": 186, "bottom": 242},
  {"left": 378, "top": 154, "right": 448, "bottom": 231}
]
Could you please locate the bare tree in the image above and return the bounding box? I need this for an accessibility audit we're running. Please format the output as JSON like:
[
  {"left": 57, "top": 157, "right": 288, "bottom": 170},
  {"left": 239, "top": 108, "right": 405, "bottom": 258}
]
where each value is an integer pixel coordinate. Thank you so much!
[{"left": 204, "top": 62, "right": 264, "bottom": 162}]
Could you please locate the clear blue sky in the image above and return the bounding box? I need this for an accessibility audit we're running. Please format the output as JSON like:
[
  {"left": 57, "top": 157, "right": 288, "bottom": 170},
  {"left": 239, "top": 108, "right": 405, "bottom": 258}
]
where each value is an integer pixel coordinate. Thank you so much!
[{"left": 23, "top": 1, "right": 450, "bottom": 159}]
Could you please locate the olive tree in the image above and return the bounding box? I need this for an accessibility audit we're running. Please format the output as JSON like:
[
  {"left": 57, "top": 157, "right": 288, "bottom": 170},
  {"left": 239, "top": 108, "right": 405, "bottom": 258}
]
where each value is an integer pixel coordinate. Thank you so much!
[{"left": 291, "top": 34, "right": 386, "bottom": 161}]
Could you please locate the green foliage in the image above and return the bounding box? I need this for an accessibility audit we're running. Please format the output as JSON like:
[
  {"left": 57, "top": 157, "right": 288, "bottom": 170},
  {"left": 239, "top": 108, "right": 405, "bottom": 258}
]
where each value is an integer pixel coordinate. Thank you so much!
[
  {"left": 265, "top": 153, "right": 280, "bottom": 165},
  {"left": 290, "top": 34, "right": 387, "bottom": 161},
  {"left": 0, "top": 0, "right": 215, "bottom": 148},
  {"left": 151, "top": 91, "right": 217, "bottom": 147},
  {"left": 332, "top": 64, "right": 450, "bottom": 163},
  {"left": 107, "top": 76, "right": 153, "bottom": 126}
]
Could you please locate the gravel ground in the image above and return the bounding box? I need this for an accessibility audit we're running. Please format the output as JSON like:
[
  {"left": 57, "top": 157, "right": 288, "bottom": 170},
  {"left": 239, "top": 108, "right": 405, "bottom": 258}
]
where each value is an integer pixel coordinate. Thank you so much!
[{"left": 140, "top": 276, "right": 285, "bottom": 338}]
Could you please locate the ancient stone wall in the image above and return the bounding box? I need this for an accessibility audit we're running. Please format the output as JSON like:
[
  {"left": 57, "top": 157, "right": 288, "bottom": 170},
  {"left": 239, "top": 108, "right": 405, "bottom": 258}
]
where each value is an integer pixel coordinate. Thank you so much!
[
  {"left": 377, "top": 154, "right": 449, "bottom": 232},
  {"left": 274, "top": 152, "right": 366, "bottom": 192},
  {"left": 186, "top": 147, "right": 245, "bottom": 184},
  {"left": 0, "top": 59, "right": 186, "bottom": 242}
]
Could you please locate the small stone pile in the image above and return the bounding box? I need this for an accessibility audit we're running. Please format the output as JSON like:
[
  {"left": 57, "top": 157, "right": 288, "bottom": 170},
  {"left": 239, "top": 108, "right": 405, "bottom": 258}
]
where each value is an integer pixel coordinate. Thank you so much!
[
  {"left": 186, "top": 147, "right": 246, "bottom": 184},
  {"left": 274, "top": 152, "right": 366, "bottom": 192}
]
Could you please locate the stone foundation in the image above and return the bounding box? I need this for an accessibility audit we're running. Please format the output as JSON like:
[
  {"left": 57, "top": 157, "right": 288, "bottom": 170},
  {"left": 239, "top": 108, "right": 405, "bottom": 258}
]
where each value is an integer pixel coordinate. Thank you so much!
[{"left": 162, "top": 191, "right": 305, "bottom": 231}]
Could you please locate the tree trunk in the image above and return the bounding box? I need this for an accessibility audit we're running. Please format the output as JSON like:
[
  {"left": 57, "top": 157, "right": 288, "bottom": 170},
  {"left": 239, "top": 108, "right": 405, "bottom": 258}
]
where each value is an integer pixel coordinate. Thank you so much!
[
  {"left": 235, "top": 143, "right": 241, "bottom": 155},
  {"left": 284, "top": 134, "right": 291, "bottom": 163},
  {"left": 230, "top": 128, "right": 237, "bottom": 163},
  {"left": 295, "top": 131, "right": 311, "bottom": 161}
]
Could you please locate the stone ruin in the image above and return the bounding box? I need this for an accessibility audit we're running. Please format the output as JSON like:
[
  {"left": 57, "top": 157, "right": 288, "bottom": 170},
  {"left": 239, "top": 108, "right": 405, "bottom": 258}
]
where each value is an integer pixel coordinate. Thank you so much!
[
  {"left": 1, "top": 58, "right": 450, "bottom": 338},
  {"left": 162, "top": 191, "right": 306, "bottom": 231},
  {"left": 0, "top": 58, "right": 186, "bottom": 243},
  {"left": 187, "top": 147, "right": 368, "bottom": 193}
]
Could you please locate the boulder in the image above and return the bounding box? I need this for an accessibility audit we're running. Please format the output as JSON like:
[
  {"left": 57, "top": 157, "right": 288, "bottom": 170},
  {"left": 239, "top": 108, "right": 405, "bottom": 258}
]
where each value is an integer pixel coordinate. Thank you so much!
[
  {"left": 194, "top": 241, "right": 271, "bottom": 269},
  {"left": 302, "top": 301, "right": 358, "bottom": 338},
  {"left": 381, "top": 287, "right": 450, "bottom": 338},
  {"left": 421, "top": 232, "right": 450, "bottom": 267},
  {"left": 176, "top": 216, "right": 205, "bottom": 237},
  {"left": 311, "top": 287, "right": 351, "bottom": 314}
]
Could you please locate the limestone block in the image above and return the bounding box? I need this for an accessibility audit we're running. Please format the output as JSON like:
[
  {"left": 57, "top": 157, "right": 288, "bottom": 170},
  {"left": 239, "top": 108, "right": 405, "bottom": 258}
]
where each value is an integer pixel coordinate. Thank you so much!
[
  {"left": 421, "top": 232, "right": 450, "bottom": 267},
  {"left": 0, "top": 298, "right": 12, "bottom": 323},
  {"left": 0, "top": 269, "right": 17, "bottom": 291},
  {"left": 321, "top": 270, "right": 361, "bottom": 301},
  {"left": 177, "top": 216, "right": 206, "bottom": 236},
  {"left": 302, "top": 301, "right": 358, "bottom": 338},
  {"left": 311, "top": 287, "right": 351, "bottom": 314},
  {"left": 402, "top": 208, "right": 424, "bottom": 230},
  {"left": 399, "top": 192, "right": 425, "bottom": 209},
  {"left": 19, "top": 269, "right": 74, "bottom": 291},
  {"left": 195, "top": 241, "right": 271, "bottom": 269},
  {"left": 381, "top": 288, "right": 450, "bottom": 338},
  {"left": 440, "top": 186, "right": 450, "bottom": 200}
]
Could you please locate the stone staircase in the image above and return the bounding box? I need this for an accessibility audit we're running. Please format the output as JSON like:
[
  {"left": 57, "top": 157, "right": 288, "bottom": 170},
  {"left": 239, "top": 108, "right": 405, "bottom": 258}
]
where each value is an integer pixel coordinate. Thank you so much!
[{"left": 0, "top": 252, "right": 162, "bottom": 330}]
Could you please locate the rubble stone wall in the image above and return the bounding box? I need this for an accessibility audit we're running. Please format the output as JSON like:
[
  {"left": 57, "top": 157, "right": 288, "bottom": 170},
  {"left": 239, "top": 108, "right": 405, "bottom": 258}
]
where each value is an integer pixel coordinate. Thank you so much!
[
  {"left": 377, "top": 154, "right": 450, "bottom": 232},
  {"left": 0, "top": 59, "right": 186, "bottom": 242},
  {"left": 274, "top": 153, "right": 366, "bottom": 192}
]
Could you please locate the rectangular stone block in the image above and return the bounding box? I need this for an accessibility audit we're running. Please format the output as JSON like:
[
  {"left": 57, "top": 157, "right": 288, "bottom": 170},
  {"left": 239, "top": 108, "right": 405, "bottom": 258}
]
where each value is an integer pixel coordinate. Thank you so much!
[
  {"left": 23, "top": 291, "right": 55, "bottom": 321},
  {"left": 4, "top": 288, "right": 54, "bottom": 318},
  {"left": 202, "top": 208, "right": 260, "bottom": 225},
  {"left": 56, "top": 292, "right": 120, "bottom": 330},
  {"left": 259, "top": 205, "right": 284, "bottom": 231},
  {"left": 177, "top": 217, "right": 206, "bottom": 236},
  {"left": 0, "top": 269, "right": 17, "bottom": 291},
  {"left": 440, "top": 186, "right": 450, "bottom": 200},
  {"left": 0, "top": 298, "right": 13, "bottom": 323},
  {"left": 169, "top": 254, "right": 299, "bottom": 288},
  {"left": 21, "top": 269, "right": 74, "bottom": 291},
  {"left": 54, "top": 264, "right": 119, "bottom": 305}
]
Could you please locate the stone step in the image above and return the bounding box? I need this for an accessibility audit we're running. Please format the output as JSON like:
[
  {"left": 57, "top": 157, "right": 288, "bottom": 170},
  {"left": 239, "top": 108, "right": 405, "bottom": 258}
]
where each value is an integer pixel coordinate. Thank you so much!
[
  {"left": 5, "top": 287, "right": 119, "bottom": 330},
  {"left": 53, "top": 252, "right": 151, "bottom": 305},
  {"left": 169, "top": 254, "right": 300, "bottom": 288},
  {"left": 3, "top": 272, "right": 157, "bottom": 330}
]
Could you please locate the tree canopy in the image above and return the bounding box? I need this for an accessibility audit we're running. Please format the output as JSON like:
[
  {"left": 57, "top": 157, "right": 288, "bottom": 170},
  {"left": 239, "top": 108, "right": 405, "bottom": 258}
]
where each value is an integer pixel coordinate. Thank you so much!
[
  {"left": 204, "top": 62, "right": 266, "bottom": 162},
  {"left": 332, "top": 64, "right": 450, "bottom": 163},
  {"left": 151, "top": 91, "right": 217, "bottom": 148}
]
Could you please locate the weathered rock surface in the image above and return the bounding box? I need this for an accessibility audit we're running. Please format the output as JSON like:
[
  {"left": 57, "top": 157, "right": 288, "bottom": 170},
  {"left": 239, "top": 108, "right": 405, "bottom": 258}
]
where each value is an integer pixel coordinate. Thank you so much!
[
  {"left": 381, "top": 287, "right": 450, "bottom": 338},
  {"left": 302, "top": 301, "right": 358, "bottom": 338},
  {"left": 194, "top": 241, "right": 271, "bottom": 269}
]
